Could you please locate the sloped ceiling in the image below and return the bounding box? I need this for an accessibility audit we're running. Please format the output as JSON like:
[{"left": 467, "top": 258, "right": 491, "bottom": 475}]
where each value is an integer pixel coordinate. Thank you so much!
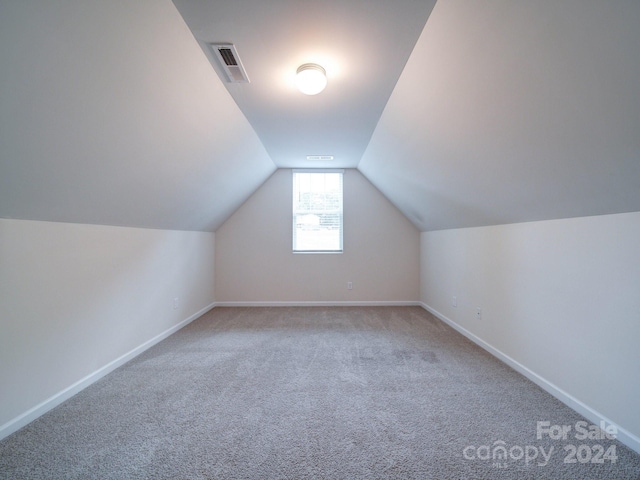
[
  {"left": 1, "top": 0, "right": 640, "bottom": 233},
  {"left": 0, "top": 0, "right": 275, "bottom": 232},
  {"left": 360, "top": 0, "right": 640, "bottom": 231}
]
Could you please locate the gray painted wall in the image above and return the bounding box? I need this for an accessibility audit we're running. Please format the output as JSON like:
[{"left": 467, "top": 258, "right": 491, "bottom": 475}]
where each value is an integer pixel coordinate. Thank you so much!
[
  {"left": 420, "top": 212, "right": 640, "bottom": 451},
  {"left": 215, "top": 169, "right": 420, "bottom": 303},
  {"left": 0, "top": 219, "right": 216, "bottom": 435}
]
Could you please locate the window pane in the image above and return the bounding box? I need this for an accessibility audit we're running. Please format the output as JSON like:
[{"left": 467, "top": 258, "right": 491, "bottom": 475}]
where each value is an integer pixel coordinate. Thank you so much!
[{"left": 293, "top": 171, "right": 343, "bottom": 252}]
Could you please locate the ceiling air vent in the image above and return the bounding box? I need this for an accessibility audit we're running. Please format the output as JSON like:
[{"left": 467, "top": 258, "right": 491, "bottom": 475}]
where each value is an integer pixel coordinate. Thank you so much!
[
  {"left": 307, "top": 155, "right": 334, "bottom": 161},
  {"left": 209, "top": 43, "right": 249, "bottom": 83}
]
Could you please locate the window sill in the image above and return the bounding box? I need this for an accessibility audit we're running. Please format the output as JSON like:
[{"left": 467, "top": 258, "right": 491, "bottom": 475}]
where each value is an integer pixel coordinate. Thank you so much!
[{"left": 293, "top": 250, "right": 343, "bottom": 254}]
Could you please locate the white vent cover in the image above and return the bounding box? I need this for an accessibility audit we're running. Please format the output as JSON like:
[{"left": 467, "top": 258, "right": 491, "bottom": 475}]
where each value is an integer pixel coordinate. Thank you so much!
[
  {"left": 307, "top": 155, "right": 334, "bottom": 161},
  {"left": 209, "top": 43, "right": 249, "bottom": 83}
]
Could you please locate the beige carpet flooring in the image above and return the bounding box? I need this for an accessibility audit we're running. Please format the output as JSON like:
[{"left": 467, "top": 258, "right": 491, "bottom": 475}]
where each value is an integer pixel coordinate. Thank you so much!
[{"left": 1, "top": 306, "right": 639, "bottom": 479}]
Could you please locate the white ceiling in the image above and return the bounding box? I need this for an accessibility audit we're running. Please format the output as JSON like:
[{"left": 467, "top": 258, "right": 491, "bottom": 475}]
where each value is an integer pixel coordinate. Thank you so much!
[
  {"left": 1, "top": 0, "right": 640, "bottom": 232},
  {"left": 360, "top": 0, "right": 640, "bottom": 230},
  {"left": 0, "top": 0, "right": 275, "bottom": 231},
  {"left": 172, "top": 0, "right": 436, "bottom": 169}
]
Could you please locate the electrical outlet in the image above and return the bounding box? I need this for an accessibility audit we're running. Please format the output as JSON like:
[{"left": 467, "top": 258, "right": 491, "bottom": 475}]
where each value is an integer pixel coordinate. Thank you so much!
[
  {"left": 476, "top": 307, "right": 482, "bottom": 320},
  {"left": 347, "top": 281, "right": 353, "bottom": 290},
  {"left": 452, "top": 296, "right": 457, "bottom": 307},
  {"left": 173, "top": 297, "right": 179, "bottom": 310}
]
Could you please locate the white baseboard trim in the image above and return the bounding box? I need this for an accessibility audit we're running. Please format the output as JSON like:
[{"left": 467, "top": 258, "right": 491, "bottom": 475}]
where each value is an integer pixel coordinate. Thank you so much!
[
  {"left": 0, "top": 301, "right": 217, "bottom": 441},
  {"left": 215, "top": 300, "right": 421, "bottom": 307},
  {"left": 419, "top": 302, "right": 640, "bottom": 455}
]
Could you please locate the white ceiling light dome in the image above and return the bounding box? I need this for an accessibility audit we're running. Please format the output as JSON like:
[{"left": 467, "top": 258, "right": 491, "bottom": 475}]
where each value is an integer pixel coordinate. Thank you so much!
[{"left": 295, "top": 63, "right": 327, "bottom": 95}]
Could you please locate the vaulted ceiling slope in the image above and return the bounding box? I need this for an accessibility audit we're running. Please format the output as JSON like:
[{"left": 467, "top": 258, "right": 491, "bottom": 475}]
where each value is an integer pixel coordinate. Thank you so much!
[
  {"left": 0, "top": 0, "right": 275, "bottom": 232},
  {"left": 360, "top": 0, "right": 640, "bottom": 231},
  {"left": 2, "top": 1, "right": 639, "bottom": 234}
]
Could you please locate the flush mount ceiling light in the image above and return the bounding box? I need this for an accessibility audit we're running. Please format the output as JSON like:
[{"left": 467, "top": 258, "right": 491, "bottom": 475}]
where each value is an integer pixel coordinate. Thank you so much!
[{"left": 295, "top": 63, "right": 327, "bottom": 95}]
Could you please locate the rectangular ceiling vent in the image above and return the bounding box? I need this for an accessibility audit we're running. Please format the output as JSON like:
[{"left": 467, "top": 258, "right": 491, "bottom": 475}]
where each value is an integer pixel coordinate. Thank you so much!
[
  {"left": 209, "top": 43, "right": 249, "bottom": 83},
  {"left": 307, "top": 155, "right": 334, "bottom": 161}
]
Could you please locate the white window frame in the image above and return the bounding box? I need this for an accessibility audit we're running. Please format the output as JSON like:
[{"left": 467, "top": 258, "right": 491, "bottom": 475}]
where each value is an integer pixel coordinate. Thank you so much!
[{"left": 292, "top": 169, "right": 344, "bottom": 254}]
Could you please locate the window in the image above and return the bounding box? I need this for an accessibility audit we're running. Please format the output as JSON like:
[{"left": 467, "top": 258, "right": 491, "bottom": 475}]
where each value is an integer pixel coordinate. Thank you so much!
[{"left": 292, "top": 170, "right": 343, "bottom": 253}]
